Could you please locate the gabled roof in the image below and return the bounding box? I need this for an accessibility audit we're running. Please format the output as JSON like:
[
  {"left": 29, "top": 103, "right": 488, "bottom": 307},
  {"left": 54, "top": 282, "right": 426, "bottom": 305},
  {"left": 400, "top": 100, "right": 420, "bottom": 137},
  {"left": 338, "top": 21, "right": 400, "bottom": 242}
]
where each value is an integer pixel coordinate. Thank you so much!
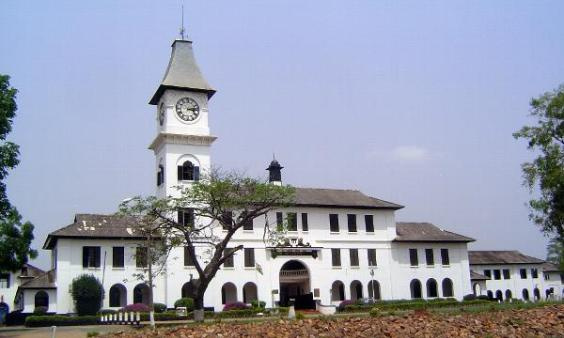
[
  {"left": 470, "top": 271, "right": 490, "bottom": 280},
  {"left": 43, "top": 214, "right": 145, "bottom": 249},
  {"left": 393, "top": 222, "right": 474, "bottom": 243},
  {"left": 18, "top": 263, "right": 45, "bottom": 279},
  {"left": 541, "top": 262, "right": 562, "bottom": 273},
  {"left": 468, "top": 251, "right": 545, "bottom": 265},
  {"left": 149, "top": 39, "right": 215, "bottom": 105},
  {"left": 18, "top": 270, "right": 56, "bottom": 290},
  {"left": 292, "top": 188, "right": 403, "bottom": 210}
]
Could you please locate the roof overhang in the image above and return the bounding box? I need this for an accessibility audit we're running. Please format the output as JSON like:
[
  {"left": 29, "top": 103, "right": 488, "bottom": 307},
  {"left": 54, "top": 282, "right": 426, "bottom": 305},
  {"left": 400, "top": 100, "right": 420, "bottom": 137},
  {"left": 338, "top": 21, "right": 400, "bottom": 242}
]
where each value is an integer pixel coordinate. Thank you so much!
[{"left": 149, "top": 85, "right": 216, "bottom": 105}]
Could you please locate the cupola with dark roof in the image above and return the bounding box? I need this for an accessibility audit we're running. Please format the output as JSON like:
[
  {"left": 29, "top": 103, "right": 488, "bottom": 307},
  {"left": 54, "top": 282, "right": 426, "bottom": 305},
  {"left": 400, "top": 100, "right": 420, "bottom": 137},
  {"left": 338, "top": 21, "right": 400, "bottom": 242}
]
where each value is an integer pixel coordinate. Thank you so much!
[{"left": 266, "top": 158, "right": 283, "bottom": 185}]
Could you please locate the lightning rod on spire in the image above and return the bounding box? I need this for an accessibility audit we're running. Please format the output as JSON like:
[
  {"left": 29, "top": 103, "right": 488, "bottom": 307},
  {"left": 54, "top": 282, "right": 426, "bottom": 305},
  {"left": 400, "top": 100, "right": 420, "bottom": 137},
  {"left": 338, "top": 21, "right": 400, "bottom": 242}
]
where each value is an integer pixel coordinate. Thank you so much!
[{"left": 179, "top": 4, "right": 186, "bottom": 40}]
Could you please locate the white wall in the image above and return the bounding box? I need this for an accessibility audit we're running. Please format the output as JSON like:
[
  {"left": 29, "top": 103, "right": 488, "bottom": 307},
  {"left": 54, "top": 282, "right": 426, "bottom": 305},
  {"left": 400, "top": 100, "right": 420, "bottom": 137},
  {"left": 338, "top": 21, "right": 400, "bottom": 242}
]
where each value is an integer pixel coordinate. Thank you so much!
[{"left": 470, "top": 264, "right": 547, "bottom": 301}]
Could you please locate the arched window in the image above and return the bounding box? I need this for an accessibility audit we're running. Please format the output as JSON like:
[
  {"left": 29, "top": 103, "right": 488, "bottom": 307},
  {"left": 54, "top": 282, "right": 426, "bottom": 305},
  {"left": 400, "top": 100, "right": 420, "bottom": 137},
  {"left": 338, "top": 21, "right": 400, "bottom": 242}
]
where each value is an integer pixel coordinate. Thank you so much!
[
  {"left": 109, "top": 284, "right": 127, "bottom": 307},
  {"left": 495, "top": 290, "right": 503, "bottom": 301},
  {"left": 177, "top": 160, "right": 199, "bottom": 181},
  {"left": 221, "top": 283, "right": 237, "bottom": 304},
  {"left": 472, "top": 283, "right": 480, "bottom": 296},
  {"left": 368, "top": 280, "right": 381, "bottom": 300},
  {"left": 157, "top": 165, "right": 165, "bottom": 186},
  {"left": 34, "top": 291, "right": 49, "bottom": 310},
  {"left": 487, "top": 290, "right": 493, "bottom": 299},
  {"left": 133, "top": 284, "right": 150, "bottom": 305},
  {"left": 182, "top": 281, "right": 196, "bottom": 299},
  {"left": 410, "top": 279, "right": 422, "bottom": 299},
  {"left": 243, "top": 282, "right": 258, "bottom": 304},
  {"left": 522, "top": 288, "right": 529, "bottom": 301},
  {"left": 442, "top": 278, "right": 454, "bottom": 298},
  {"left": 505, "top": 289, "right": 512, "bottom": 301},
  {"left": 533, "top": 288, "right": 540, "bottom": 301},
  {"left": 426, "top": 278, "right": 438, "bottom": 298},
  {"left": 331, "top": 281, "right": 345, "bottom": 301},
  {"left": 350, "top": 280, "right": 363, "bottom": 301}
]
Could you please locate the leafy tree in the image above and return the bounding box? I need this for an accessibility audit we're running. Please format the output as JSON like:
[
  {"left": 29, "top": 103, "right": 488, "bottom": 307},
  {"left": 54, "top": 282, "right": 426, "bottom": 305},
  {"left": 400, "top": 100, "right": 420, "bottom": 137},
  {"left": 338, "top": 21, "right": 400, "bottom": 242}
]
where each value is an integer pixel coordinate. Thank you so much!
[
  {"left": 71, "top": 274, "right": 105, "bottom": 315},
  {"left": 118, "top": 169, "right": 294, "bottom": 321},
  {"left": 513, "top": 84, "right": 564, "bottom": 246},
  {"left": 546, "top": 236, "right": 564, "bottom": 270},
  {"left": 0, "top": 75, "right": 36, "bottom": 272}
]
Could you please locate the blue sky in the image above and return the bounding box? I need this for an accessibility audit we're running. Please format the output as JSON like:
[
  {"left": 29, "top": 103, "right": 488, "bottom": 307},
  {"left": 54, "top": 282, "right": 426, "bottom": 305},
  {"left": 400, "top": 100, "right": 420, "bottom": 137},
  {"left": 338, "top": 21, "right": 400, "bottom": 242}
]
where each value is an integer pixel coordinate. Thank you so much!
[{"left": 1, "top": 1, "right": 563, "bottom": 269}]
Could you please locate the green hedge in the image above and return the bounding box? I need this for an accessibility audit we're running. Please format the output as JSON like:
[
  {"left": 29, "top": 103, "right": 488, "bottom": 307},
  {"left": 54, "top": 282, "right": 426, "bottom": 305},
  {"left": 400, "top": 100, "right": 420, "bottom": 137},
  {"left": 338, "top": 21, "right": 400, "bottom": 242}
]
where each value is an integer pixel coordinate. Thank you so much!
[
  {"left": 138, "top": 311, "right": 189, "bottom": 321},
  {"left": 341, "top": 299, "right": 492, "bottom": 313},
  {"left": 25, "top": 315, "right": 99, "bottom": 327},
  {"left": 215, "top": 309, "right": 262, "bottom": 319}
]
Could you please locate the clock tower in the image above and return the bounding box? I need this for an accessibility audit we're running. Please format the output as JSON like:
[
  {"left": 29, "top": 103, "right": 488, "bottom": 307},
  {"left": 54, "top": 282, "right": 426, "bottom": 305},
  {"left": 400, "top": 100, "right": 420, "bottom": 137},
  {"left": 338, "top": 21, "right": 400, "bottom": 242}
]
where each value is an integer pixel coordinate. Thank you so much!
[{"left": 149, "top": 39, "right": 216, "bottom": 198}]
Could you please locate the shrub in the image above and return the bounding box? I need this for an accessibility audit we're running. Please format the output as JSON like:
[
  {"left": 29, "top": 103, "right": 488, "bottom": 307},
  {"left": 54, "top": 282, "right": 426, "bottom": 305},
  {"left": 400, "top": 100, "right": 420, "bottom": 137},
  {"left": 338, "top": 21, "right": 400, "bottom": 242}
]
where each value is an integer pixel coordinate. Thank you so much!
[
  {"left": 223, "top": 301, "right": 249, "bottom": 311},
  {"left": 295, "top": 311, "right": 305, "bottom": 320},
  {"left": 174, "top": 298, "right": 194, "bottom": 312},
  {"left": 153, "top": 303, "right": 167, "bottom": 313},
  {"left": 139, "top": 311, "right": 188, "bottom": 321},
  {"left": 463, "top": 294, "right": 476, "bottom": 301},
  {"left": 71, "top": 275, "right": 105, "bottom": 316},
  {"left": 251, "top": 300, "right": 266, "bottom": 309},
  {"left": 97, "top": 309, "right": 116, "bottom": 315},
  {"left": 5, "top": 311, "right": 32, "bottom": 326},
  {"left": 33, "top": 306, "right": 48, "bottom": 315},
  {"left": 369, "top": 307, "right": 381, "bottom": 317},
  {"left": 215, "top": 308, "right": 260, "bottom": 318},
  {"left": 122, "top": 303, "right": 150, "bottom": 313},
  {"left": 87, "top": 332, "right": 99, "bottom": 337},
  {"left": 25, "top": 315, "right": 99, "bottom": 327},
  {"left": 337, "top": 300, "right": 356, "bottom": 312}
]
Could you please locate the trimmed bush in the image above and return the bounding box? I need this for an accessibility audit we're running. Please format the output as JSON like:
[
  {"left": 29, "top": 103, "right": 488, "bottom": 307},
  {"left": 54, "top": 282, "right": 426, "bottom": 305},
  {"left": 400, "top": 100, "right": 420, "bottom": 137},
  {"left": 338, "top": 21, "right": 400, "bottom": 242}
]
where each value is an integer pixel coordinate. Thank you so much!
[
  {"left": 25, "top": 315, "right": 99, "bottom": 327},
  {"left": 33, "top": 306, "right": 48, "bottom": 315},
  {"left": 251, "top": 300, "right": 266, "bottom": 309},
  {"left": 369, "top": 307, "right": 381, "bottom": 317},
  {"left": 174, "top": 297, "right": 194, "bottom": 312},
  {"left": 139, "top": 311, "right": 189, "bottom": 321},
  {"left": 97, "top": 309, "right": 116, "bottom": 315},
  {"left": 223, "top": 301, "right": 249, "bottom": 311},
  {"left": 5, "top": 311, "right": 33, "bottom": 326},
  {"left": 121, "top": 303, "right": 150, "bottom": 313},
  {"left": 215, "top": 308, "right": 260, "bottom": 318},
  {"left": 337, "top": 300, "right": 357, "bottom": 312},
  {"left": 463, "top": 294, "right": 476, "bottom": 301},
  {"left": 295, "top": 311, "right": 305, "bottom": 320},
  {"left": 153, "top": 303, "right": 167, "bottom": 313},
  {"left": 71, "top": 275, "right": 105, "bottom": 316}
]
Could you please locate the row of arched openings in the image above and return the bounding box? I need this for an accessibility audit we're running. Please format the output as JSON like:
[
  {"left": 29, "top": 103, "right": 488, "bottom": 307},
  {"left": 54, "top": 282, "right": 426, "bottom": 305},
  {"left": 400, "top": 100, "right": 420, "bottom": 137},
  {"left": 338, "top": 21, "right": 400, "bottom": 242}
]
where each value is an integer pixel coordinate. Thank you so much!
[
  {"left": 330, "top": 280, "right": 381, "bottom": 301},
  {"left": 486, "top": 288, "right": 540, "bottom": 301},
  {"left": 410, "top": 278, "right": 454, "bottom": 299},
  {"left": 220, "top": 282, "right": 258, "bottom": 304}
]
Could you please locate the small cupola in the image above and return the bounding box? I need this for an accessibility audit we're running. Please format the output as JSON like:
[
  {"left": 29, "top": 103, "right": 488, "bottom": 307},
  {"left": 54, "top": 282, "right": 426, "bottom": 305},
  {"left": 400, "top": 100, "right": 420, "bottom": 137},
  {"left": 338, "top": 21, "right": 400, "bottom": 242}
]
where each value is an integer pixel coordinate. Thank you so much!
[{"left": 266, "top": 157, "right": 283, "bottom": 185}]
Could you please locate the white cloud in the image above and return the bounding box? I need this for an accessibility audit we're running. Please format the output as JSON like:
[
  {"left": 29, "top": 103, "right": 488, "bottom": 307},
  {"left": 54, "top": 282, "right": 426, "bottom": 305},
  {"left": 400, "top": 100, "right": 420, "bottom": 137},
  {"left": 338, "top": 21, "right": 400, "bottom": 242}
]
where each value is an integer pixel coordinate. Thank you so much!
[{"left": 391, "top": 145, "right": 430, "bottom": 162}]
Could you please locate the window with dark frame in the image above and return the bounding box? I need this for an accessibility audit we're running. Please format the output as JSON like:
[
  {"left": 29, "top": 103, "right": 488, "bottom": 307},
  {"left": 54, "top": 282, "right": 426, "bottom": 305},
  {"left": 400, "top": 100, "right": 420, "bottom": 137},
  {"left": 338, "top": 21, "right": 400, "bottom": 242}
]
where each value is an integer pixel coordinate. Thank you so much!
[
  {"left": 329, "top": 214, "right": 339, "bottom": 232},
  {"left": 221, "top": 211, "right": 233, "bottom": 230},
  {"left": 531, "top": 268, "right": 538, "bottom": 278},
  {"left": 331, "top": 248, "right": 341, "bottom": 267},
  {"left": 136, "top": 247, "right": 148, "bottom": 268},
  {"left": 184, "top": 246, "right": 195, "bottom": 266},
  {"left": 223, "top": 248, "right": 234, "bottom": 268},
  {"left": 349, "top": 249, "right": 359, "bottom": 267},
  {"left": 177, "top": 160, "right": 200, "bottom": 181},
  {"left": 0, "top": 274, "right": 9, "bottom": 288},
  {"left": 484, "top": 269, "right": 492, "bottom": 278},
  {"left": 493, "top": 269, "right": 501, "bottom": 280},
  {"left": 502, "top": 269, "right": 510, "bottom": 279},
  {"left": 520, "top": 268, "right": 527, "bottom": 279},
  {"left": 425, "top": 249, "right": 434, "bottom": 266},
  {"left": 287, "top": 213, "right": 297, "bottom": 231},
  {"left": 347, "top": 214, "right": 357, "bottom": 232},
  {"left": 365, "top": 215, "right": 374, "bottom": 232},
  {"left": 301, "top": 213, "right": 308, "bottom": 232},
  {"left": 440, "top": 248, "right": 450, "bottom": 265},
  {"left": 178, "top": 208, "right": 195, "bottom": 228},
  {"left": 112, "top": 247, "right": 124, "bottom": 268},
  {"left": 409, "top": 249, "right": 418, "bottom": 266},
  {"left": 157, "top": 165, "right": 165, "bottom": 186},
  {"left": 82, "top": 246, "right": 101, "bottom": 268},
  {"left": 244, "top": 248, "right": 255, "bottom": 267},
  {"left": 367, "top": 249, "right": 377, "bottom": 266},
  {"left": 242, "top": 216, "right": 253, "bottom": 231},
  {"left": 276, "top": 212, "right": 284, "bottom": 231}
]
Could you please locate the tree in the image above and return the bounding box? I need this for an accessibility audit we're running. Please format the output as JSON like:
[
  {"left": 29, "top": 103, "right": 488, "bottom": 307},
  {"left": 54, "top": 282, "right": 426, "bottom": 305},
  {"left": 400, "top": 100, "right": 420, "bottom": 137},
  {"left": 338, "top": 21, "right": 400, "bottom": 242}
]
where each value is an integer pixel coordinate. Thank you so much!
[
  {"left": 71, "top": 274, "right": 105, "bottom": 315},
  {"left": 513, "top": 84, "right": 564, "bottom": 246},
  {"left": 0, "top": 75, "right": 36, "bottom": 272},
  {"left": 546, "top": 236, "right": 564, "bottom": 270},
  {"left": 118, "top": 170, "right": 294, "bottom": 321}
]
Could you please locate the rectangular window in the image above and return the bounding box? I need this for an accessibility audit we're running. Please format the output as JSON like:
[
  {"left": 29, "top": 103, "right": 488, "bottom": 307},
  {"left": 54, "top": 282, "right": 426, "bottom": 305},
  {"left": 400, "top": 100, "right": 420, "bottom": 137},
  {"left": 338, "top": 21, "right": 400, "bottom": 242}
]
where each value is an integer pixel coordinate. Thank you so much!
[
  {"left": 493, "top": 269, "right": 501, "bottom": 280},
  {"left": 531, "top": 268, "right": 538, "bottom": 278},
  {"left": 112, "top": 247, "right": 124, "bottom": 268},
  {"left": 301, "top": 213, "right": 308, "bottom": 232},
  {"left": 184, "top": 246, "right": 195, "bottom": 266},
  {"left": 367, "top": 249, "right": 377, "bottom": 266},
  {"left": 425, "top": 249, "right": 434, "bottom": 266},
  {"left": 365, "top": 215, "right": 374, "bottom": 232},
  {"left": 502, "top": 269, "right": 510, "bottom": 279},
  {"left": 409, "top": 249, "right": 418, "bottom": 267},
  {"left": 244, "top": 248, "right": 255, "bottom": 267},
  {"left": 484, "top": 269, "right": 491, "bottom": 278},
  {"left": 329, "top": 214, "right": 339, "bottom": 232},
  {"left": 520, "top": 268, "right": 527, "bottom": 279},
  {"left": 440, "top": 249, "right": 450, "bottom": 265},
  {"left": 287, "top": 212, "right": 297, "bottom": 231},
  {"left": 242, "top": 217, "right": 253, "bottom": 231},
  {"left": 223, "top": 248, "right": 234, "bottom": 268},
  {"left": 331, "top": 249, "right": 341, "bottom": 267},
  {"left": 82, "top": 246, "right": 101, "bottom": 268},
  {"left": 349, "top": 249, "right": 359, "bottom": 267},
  {"left": 178, "top": 208, "right": 195, "bottom": 228},
  {"left": 221, "top": 211, "right": 233, "bottom": 230},
  {"left": 276, "top": 212, "right": 284, "bottom": 231},
  {"left": 347, "top": 214, "right": 357, "bottom": 232},
  {"left": 544, "top": 273, "right": 549, "bottom": 281},
  {"left": 136, "top": 247, "right": 148, "bottom": 268},
  {"left": 0, "top": 274, "right": 9, "bottom": 288}
]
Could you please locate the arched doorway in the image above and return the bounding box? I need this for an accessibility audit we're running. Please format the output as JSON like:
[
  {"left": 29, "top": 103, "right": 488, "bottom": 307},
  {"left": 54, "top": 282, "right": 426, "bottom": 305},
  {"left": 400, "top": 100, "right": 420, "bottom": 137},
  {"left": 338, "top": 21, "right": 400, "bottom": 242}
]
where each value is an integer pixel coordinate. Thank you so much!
[
  {"left": 182, "top": 281, "right": 196, "bottom": 299},
  {"left": 109, "top": 284, "right": 127, "bottom": 307},
  {"left": 243, "top": 282, "right": 258, "bottom": 304},
  {"left": 505, "top": 289, "right": 512, "bottom": 301},
  {"left": 350, "top": 280, "right": 363, "bottom": 301},
  {"left": 442, "top": 278, "right": 454, "bottom": 298},
  {"left": 279, "top": 260, "right": 312, "bottom": 309},
  {"left": 34, "top": 291, "right": 49, "bottom": 311},
  {"left": 368, "top": 280, "right": 381, "bottom": 300},
  {"left": 133, "top": 284, "right": 150, "bottom": 305},
  {"left": 495, "top": 290, "right": 503, "bottom": 301},
  {"left": 472, "top": 283, "right": 480, "bottom": 296},
  {"left": 221, "top": 283, "right": 237, "bottom": 304},
  {"left": 410, "top": 279, "right": 422, "bottom": 299},
  {"left": 533, "top": 288, "right": 540, "bottom": 301},
  {"left": 522, "top": 289, "right": 529, "bottom": 301},
  {"left": 487, "top": 290, "right": 493, "bottom": 299},
  {"left": 331, "top": 281, "right": 345, "bottom": 302},
  {"left": 426, "top": 279, "right": 438, "bottom": 298}
]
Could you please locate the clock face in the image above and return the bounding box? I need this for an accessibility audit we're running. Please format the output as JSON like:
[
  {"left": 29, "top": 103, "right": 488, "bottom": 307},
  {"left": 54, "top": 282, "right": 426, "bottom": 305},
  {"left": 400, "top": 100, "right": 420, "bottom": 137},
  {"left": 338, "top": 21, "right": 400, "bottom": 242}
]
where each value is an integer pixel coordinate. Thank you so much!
[
  {"left": 158, "top": 103, "right": 165, "bottom": 126},
  {"left": 175, "top": 97, "right": 200, "bottom": 122}
]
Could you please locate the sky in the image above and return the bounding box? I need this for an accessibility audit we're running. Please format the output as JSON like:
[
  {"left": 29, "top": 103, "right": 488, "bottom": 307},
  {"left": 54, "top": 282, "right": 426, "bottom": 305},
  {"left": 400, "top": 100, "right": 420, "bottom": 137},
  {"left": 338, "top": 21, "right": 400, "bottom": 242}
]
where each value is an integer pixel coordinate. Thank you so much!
[{"left": 1, "top": 1, "right": 563, "bottom": 269}]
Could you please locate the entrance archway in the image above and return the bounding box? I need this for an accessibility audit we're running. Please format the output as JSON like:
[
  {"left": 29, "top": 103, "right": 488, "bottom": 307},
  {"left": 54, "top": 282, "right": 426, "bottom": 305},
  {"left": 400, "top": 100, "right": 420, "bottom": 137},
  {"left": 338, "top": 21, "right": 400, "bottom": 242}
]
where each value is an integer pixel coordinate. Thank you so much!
[
  {"left": 350, "top": 280, "right": 363, "bottom": 300},
  {"left": 133, "top": 284, "right": 150, "bottom": 305},
  {"left": 279, "top": 260, "right": 313, "bottom": 309}
]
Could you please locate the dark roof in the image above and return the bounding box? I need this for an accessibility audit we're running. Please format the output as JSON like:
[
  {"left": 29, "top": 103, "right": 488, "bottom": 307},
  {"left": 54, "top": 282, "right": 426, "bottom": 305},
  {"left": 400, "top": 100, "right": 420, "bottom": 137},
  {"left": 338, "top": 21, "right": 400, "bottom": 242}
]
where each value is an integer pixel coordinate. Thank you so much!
[
  {"left": 18, "top": 270, "right": 56, "bottom": 289},
  {"left": 149, "top": 40, "right": 215, "bottom": 104},
  {"left": 43, "top": 214, "right": 145, "bottom": 249},
  {"left": 541, "top": 262, "right": 562, "bottom": 273},
  {"left": 470, "top": 271, "right": 490, "bottom": 280},
  {"left": 393, "top": 222, "right": 474, "bottom": 243},
  {"left": 468, "top": 251, "right": 545, "bottom": 265},
  {"left": 292, "top": 188, "right": 403, "bottom": 210},
  {"left": 18, "top": 263, "right": 45, "bottom": 279}
]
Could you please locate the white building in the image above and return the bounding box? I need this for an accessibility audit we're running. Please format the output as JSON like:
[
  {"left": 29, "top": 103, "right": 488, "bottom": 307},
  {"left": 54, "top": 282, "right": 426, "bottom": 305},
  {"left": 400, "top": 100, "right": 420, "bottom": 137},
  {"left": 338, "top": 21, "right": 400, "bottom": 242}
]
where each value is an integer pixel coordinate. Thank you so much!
[{"left": 6, "top": 37, "right": 562, "bottom": 314}]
